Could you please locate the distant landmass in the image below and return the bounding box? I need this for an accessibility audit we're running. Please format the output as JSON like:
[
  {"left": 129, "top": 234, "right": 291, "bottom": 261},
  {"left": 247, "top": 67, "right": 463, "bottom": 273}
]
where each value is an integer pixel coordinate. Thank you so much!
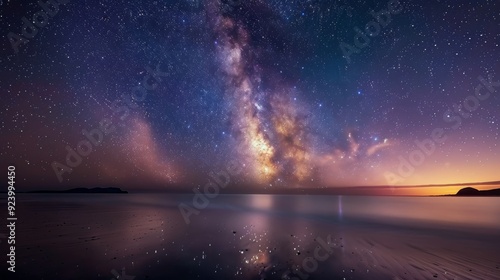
[
  {"left": 10, "top": 182, "right": 500, "bottom": 196},
  {"left": 456, "top": 187, "right": 500, "bottom": 196},
  {"left": 28, "top": 187, "right": 128, "bottom": 194}
]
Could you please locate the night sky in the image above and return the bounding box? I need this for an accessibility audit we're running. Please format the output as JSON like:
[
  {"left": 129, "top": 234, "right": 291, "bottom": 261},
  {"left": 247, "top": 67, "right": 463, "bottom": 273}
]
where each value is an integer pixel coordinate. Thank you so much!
[{"left": 1, "top": 0, "right": 499, "bottom": 193}]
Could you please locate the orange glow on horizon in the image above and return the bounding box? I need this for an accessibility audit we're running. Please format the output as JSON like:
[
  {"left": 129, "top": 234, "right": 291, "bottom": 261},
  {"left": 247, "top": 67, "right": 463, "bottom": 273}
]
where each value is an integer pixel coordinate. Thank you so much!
[{"left": 389, "top": 184, "right": 500, "bottom": 196}]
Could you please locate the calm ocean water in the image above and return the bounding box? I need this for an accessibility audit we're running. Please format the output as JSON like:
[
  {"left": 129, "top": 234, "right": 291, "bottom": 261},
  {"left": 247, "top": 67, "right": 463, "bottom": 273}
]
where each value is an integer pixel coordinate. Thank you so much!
[
  {"left": 17, "top": 194, "right": 499, "bottom": 228},
  {"left": 4, "top": 194, "right": 500, "bottom": 279}
]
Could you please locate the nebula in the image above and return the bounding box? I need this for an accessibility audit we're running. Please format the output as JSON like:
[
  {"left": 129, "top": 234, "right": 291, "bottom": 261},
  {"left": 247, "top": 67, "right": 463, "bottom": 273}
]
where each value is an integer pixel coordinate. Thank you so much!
[
  {"left": 270, "top": 93, "right": 312, "bottom": 182},
  {"left": 213, "top": 2, "right": 314, "bottom": 186},
  {"left": 215, "top": 16, "right": 277, "bottom": 182},
  {"left": 3, "top": 0, "right": 498, "bottom": 191},
  {"left": 123, "top": 118, "right": 178, "bottom": 183},
  {"left": 98, "top": 117, "right": 179, "bottom": 186}
]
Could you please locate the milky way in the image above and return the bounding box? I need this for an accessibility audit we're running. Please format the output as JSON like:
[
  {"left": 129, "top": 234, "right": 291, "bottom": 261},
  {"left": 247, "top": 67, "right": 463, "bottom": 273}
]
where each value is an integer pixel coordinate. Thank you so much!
[
  {"left": 213, "top": 4, "right": 314, "bottom": 186},
  {"left": 1, "top": 0, "right": 499, "bottom": 193}
]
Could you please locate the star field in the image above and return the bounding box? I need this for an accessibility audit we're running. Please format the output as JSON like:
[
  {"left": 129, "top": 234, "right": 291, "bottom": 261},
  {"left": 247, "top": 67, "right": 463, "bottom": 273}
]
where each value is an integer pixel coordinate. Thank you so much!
[{"left": 1, "top": 0, "right": 499, "bottom": 192}]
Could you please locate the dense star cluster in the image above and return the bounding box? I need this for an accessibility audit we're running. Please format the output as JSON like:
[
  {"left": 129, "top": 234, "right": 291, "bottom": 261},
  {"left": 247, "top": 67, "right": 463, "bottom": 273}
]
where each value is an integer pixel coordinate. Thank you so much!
[{"left": 1, "top": 0, "right": 499, "bottom": 191}]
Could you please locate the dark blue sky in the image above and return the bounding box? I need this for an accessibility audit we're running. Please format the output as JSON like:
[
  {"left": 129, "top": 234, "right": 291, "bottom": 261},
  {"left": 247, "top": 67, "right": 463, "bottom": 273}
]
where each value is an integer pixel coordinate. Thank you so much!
[{"left": 1, "top": 0, "right": 499, "bottom": 192}]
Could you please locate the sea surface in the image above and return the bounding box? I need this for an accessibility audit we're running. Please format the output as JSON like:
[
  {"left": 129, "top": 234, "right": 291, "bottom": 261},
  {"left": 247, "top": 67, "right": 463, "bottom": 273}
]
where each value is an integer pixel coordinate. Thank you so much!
[{"left": 1, "top": 194, "right": 499, "bottom": 279}]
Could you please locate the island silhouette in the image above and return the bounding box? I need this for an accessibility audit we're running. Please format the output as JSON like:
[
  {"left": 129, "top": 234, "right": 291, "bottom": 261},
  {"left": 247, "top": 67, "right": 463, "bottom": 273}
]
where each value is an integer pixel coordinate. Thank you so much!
[{"left": 456, "top": 187, "right": 500, "bottom": 196}]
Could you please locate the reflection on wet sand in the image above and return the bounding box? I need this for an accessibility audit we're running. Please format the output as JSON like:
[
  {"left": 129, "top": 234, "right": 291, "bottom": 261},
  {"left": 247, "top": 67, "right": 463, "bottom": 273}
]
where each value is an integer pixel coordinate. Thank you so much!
[{"left": 6, "top": 194, "right": 500, "bottom": 280}]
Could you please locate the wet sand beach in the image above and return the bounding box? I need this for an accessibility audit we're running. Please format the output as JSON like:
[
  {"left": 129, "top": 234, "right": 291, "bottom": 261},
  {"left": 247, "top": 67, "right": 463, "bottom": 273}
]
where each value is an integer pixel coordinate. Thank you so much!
[{"left": 1, "top": 194, "right": 499, "bottom": 280}]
